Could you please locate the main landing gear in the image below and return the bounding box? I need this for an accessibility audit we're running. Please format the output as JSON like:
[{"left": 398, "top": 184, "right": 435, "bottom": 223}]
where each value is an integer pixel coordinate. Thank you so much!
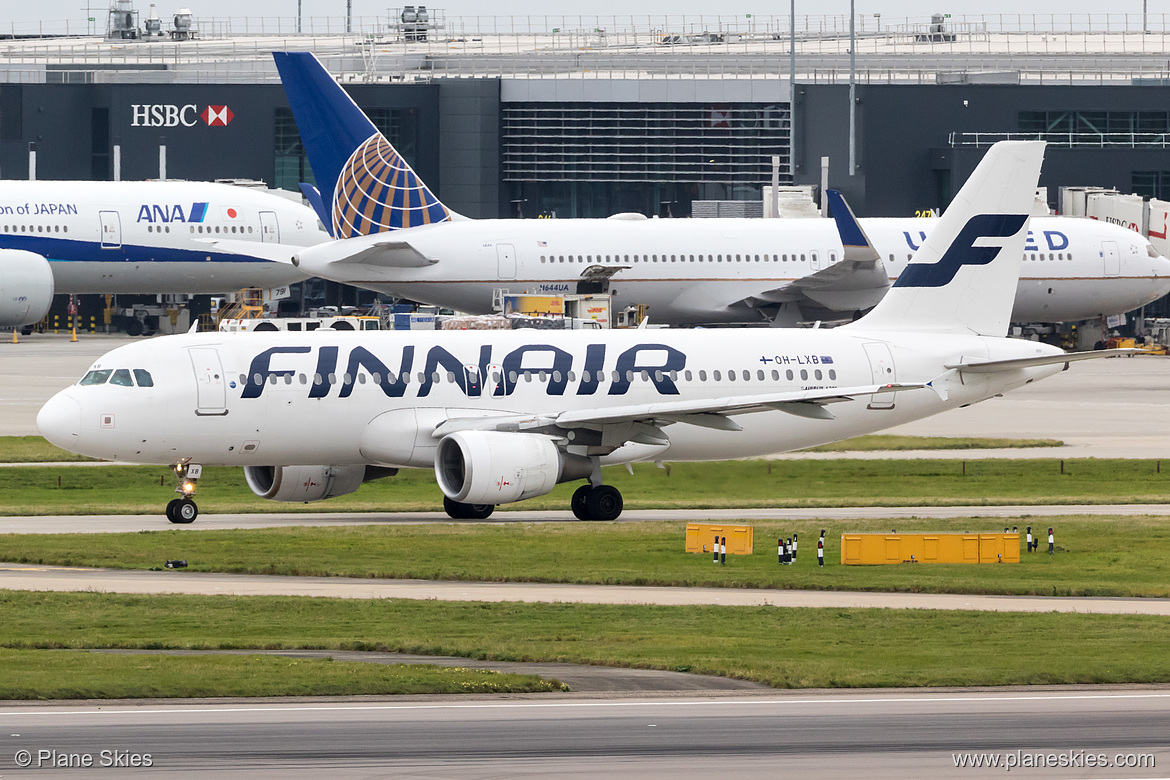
[
  {"left": 571, "top": 484, "right": 623, "bottom": 522},
  {"left": 165, "top": 461, "right": 202, "bottom": 524},
  {"left": 443, "top": 496, "right": 495, "bottom": 520}
]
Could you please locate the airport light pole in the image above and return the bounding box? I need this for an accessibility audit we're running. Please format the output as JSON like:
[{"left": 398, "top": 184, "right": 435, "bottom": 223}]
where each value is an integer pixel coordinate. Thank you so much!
[
  {"left": 790, "top": 0, "right": 796, "bottom": 182},
  {"left": 848, "top": 0, "right": 856, "bottom": 177}
]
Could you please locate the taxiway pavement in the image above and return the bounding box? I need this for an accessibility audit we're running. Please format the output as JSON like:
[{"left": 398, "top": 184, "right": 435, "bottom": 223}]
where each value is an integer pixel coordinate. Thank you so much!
[{"left": 2, "top": 563, "right": 1167, "bottom": 615}]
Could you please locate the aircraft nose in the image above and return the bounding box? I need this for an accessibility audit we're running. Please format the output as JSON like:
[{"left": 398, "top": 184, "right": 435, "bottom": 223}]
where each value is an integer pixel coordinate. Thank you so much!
[{"left": 37, "top": 392, "right": 82, "bottom": 452}]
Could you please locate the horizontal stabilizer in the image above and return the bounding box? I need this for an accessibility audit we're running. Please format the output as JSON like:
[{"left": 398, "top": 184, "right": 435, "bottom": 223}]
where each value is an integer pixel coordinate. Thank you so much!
[
  {"left": 945, "top": 348, "right": 1140, "bottom": 373},
  {"left": 736, "top": 255, "right": 890, "bottom": 313}
]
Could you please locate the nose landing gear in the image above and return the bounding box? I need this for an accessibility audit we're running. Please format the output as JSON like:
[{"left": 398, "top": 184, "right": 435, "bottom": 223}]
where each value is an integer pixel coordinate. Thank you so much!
[{"left": 165, "top": 461, "right": 202, "bottom": 524}]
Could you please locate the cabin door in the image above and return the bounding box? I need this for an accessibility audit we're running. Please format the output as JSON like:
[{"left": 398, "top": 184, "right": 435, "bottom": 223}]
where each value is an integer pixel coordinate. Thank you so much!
[
  {"left": 863, "top": 342, "right": 897, "bottom": 410},
  {"left": 99, "top": 210, "right": 122, "bottom": 249},
  {"left": 260, "top": 211, "right": 280, "bottom": 243},
  {"left": 189, "top": 347, "right": 228, "bottom": 416},
  {"left": 497, "top": 243, "right": 517, "bottom": 279},
  {"left": 1102, "top": 240, "right": 1120, "bottom": 276}
]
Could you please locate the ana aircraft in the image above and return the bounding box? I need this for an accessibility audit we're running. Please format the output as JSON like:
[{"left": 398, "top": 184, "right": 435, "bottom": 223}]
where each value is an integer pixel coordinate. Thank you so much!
[
  {"left": 0, "top": 180, "right": 328, "bottom": 327},
  {"left": 38, "top": 141, "right": 1129, "bottom": 523},
  {"left": 264, "top": 51, "right": 1170, "bottom": 326}
]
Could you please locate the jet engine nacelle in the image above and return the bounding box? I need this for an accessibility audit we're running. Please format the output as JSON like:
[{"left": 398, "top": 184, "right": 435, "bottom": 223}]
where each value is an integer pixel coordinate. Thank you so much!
[
  {"left": 0, "top": 249, "right": 54, "bottom": 327},
  {"left": 244, "top": 464, "right": 396, "bottom": 502},
  {"left": 434, "top": 431, "right": 591, "bottom": 506}
]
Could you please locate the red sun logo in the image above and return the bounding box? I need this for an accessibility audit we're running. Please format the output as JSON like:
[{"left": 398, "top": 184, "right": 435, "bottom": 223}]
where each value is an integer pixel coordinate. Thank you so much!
[{"left": 226, "top": 208, "right": 237, "bottom": 219}]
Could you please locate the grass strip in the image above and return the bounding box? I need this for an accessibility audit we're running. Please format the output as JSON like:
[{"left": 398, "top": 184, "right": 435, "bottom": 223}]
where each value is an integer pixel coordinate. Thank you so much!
[
  {"left": 2, "top": 592, "right": 1168, "bottom": 689},
  {"left": 0, "top": 434, "right": 1061, "bottom": 463},
  {"left": 5, "top": 517, "right": 1170, "bottom": 597},
  {"left": 0, "top": 436, "right": 96, "bottom": 463},
  {"left": 3, "top": 458, "right": 1169, "bottom": 516},
  {"left": 804, "top": 435, "right": 1064, "bottom": 451},
  {"left": 0, "top": 649, "right": 563, "bottom": 700}
]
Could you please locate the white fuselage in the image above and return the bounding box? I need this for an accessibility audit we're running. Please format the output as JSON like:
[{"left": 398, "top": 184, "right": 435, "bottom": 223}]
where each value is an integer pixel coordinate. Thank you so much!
[
  {"left": 40, "top": 328, "right": 1065, "bottom": 469},
  {"left": 0, "top": 180, "right": 327, "bottom": 294},
  {"left": 302, "top": 216, "right": 1170, "bottom": 324}
]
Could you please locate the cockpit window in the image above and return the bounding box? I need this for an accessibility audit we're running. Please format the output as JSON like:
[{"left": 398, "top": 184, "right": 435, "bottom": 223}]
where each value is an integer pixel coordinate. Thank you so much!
[
  {"left": 109, "top": 369, "right": 133, "bottom": 387},
  {"left": 133, "top": 369, "right": 154, "bottom": 387},
  {"left": 79, "top": 369, "right": 112, "bottom": 386}
]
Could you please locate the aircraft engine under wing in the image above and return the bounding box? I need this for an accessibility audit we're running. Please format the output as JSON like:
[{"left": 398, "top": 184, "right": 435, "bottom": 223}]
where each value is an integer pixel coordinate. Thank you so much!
[{"left": 0, "top": 248, "right": 54, "bottom": 327}]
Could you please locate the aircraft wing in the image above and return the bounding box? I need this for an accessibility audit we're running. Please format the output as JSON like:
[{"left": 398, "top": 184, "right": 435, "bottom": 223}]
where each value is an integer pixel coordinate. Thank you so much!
[
  {"left": 291, "top": 233, "right": 437, "bottom": 269},
  {"left": 204, "top": 239, "right": 300, "bottom": 264},
  {"left": 732, "top": 190, "right": 889, "bottom": 314},
  {"left": 432, "top": 382, "right": 925, "bottom": 442},
  {"left": 733, "top": 255, "right": 891, "bottom": 313}
]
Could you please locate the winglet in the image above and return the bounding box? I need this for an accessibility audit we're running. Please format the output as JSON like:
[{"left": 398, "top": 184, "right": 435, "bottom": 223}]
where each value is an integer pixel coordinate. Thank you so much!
[{"left": 826, "top": 190, "right": 880, "bottom": 263}]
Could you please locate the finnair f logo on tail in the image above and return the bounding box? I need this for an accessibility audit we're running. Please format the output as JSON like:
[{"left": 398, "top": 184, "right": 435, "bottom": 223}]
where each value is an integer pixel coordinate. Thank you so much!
[{"left": 895, "top": 214, "right": 1028, "bottom": 288}]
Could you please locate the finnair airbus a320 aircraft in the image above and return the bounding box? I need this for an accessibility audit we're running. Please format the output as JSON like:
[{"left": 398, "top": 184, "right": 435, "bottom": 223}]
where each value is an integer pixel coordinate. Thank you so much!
[
  {"left": 262, "top": 51, "right": 1170, "bottom": 326},
  {"left": 38, "top": 142, "right": 1130, "bottom": 523},
  {"left": 0, "top": 180, "right": 327, "bottom": 327}
]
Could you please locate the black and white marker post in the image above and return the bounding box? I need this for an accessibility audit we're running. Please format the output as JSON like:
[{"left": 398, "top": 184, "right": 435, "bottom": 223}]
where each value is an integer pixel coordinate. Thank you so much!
[
  {"left": 792, "top": 532, "right": 798, "bottom": 561},
  {"left": 778, "top": 537, "right": 783, "bottom": 565},
  {"left": 714, "top": 534, "right": 720, "bottom": 564},
  {"left": 818, "top": 530, "right": 825, "bottom": 567},
  {"left": 1048, "top": 527, "right": 1055, "bottom": 554},
  {"left": 720, "top": 536, "right": 727, "bottom": 566},
  {"left": 1026, "top": 526, "right": 1033, "bottom": 552}
]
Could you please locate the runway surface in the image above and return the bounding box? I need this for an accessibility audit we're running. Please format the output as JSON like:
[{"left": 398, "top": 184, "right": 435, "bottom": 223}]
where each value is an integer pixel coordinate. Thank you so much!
[
  {"left": 3, "top": 504, "right": 1168, "bottom": 535},
  {"left": 1, "top": 688, "right": 1166, "bottom": 778},
  {"left": 3, "top": 334, "right": 1170, "bottom": 456},
  {"left": 3, "top": 562, "right": 1168, "bottom": 614}
]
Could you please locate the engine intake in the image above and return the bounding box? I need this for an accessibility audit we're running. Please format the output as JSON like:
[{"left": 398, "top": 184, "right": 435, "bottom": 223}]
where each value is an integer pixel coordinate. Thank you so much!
[
  {"left": 0, "top": 250, "right": 54, "bottom": 327},
  {"left": 244, "top": 465, "right": 396, "bottom": 502},
  {"left": 434, "top": 431, "right": 590, "bottom": 506}
]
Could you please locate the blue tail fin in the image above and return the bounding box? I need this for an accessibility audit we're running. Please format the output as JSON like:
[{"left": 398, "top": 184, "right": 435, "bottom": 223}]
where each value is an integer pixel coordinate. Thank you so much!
[
  {"left": 826, "top": 190, "right": 879, "bottom": 263},
  {"left": 273, "top": 51, "right": 451, "bottom": 236}
]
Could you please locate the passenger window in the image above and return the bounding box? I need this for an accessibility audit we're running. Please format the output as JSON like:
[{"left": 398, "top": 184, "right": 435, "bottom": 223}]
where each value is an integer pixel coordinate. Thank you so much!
[
  {"left": 771, "top": 369, "right": 779, "bottom": 380},
  {"left": 757, "top": 370, "right": 765, "bottom": 381},
  {"left": 742, "top": 370, "right": 750, "bottom": 381},
  {"left": 786, "top": 370, "right": 794, "bottom": 380},
  {"left": 713, "top": 370, "right": 722, "bottom": 381},
  {"left": 698, "top": 370, "right": 707, "bottom": 381},
  {"left": 728, "top": 370, "right": 736, "bottom": 382},
  {"left": 815, "top": 369, "right": 823, "bottom": 380},
  {"left": 800, "top": 369, "right": 808, "bottom": 380},
  {"left": 80, "top": 369, "right": 112, "bottom": 386},
  {"left": 684, "top": 370, "right": 693, "bottom": 381},
  {"left": 358, "top": 373, "right": 367, "bottom": 384},
  {"left": 829, "top": 369, "right": 837, "bottom": 380}
]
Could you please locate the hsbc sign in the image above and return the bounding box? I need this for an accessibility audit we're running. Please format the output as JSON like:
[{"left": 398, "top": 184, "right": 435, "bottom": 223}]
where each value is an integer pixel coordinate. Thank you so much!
[{"left": 130, "top": 104, "right": 235, "bottom": 127}]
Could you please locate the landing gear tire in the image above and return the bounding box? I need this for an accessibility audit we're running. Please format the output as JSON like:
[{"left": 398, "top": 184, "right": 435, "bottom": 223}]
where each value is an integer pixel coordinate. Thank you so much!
[
  {"left": 171, "top": 498, "right": 198, "bottom": 524},
  {"left": 443, "top": 496, "right": 494, "bottom": 520},
  {"left": 124, "top": 319, "right": 142, "bottom": 337},
  {"left": 571, "top": 485, "right": 592, "bottom": 521},
  {"left": 572, "top": 484, "right": 624, "bottom": 521}
]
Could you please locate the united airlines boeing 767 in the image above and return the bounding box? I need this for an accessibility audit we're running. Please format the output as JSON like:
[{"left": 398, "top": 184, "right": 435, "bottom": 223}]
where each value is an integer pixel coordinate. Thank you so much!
[{"left": 260, "top": 51, "right": 1170, "bottom": 326}]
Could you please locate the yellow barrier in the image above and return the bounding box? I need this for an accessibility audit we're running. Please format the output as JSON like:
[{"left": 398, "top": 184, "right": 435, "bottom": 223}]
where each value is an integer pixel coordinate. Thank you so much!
[
  {"left": 685, "top": 524, "right": 753, "bottom": 555},
  {"left": 840, "top": 533, "right": 1020, "bottom": 565}
]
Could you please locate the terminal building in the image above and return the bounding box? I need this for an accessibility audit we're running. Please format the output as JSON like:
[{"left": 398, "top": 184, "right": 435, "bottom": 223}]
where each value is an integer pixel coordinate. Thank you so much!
[{"left": 3, "top": 10, "right": 1170, "bottom": 316}]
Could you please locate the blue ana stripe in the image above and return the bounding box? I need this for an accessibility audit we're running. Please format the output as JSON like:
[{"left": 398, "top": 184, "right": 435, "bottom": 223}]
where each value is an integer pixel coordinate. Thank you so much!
[{"left": 0, "top": 235, "right": 274, "bottom": 264}]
